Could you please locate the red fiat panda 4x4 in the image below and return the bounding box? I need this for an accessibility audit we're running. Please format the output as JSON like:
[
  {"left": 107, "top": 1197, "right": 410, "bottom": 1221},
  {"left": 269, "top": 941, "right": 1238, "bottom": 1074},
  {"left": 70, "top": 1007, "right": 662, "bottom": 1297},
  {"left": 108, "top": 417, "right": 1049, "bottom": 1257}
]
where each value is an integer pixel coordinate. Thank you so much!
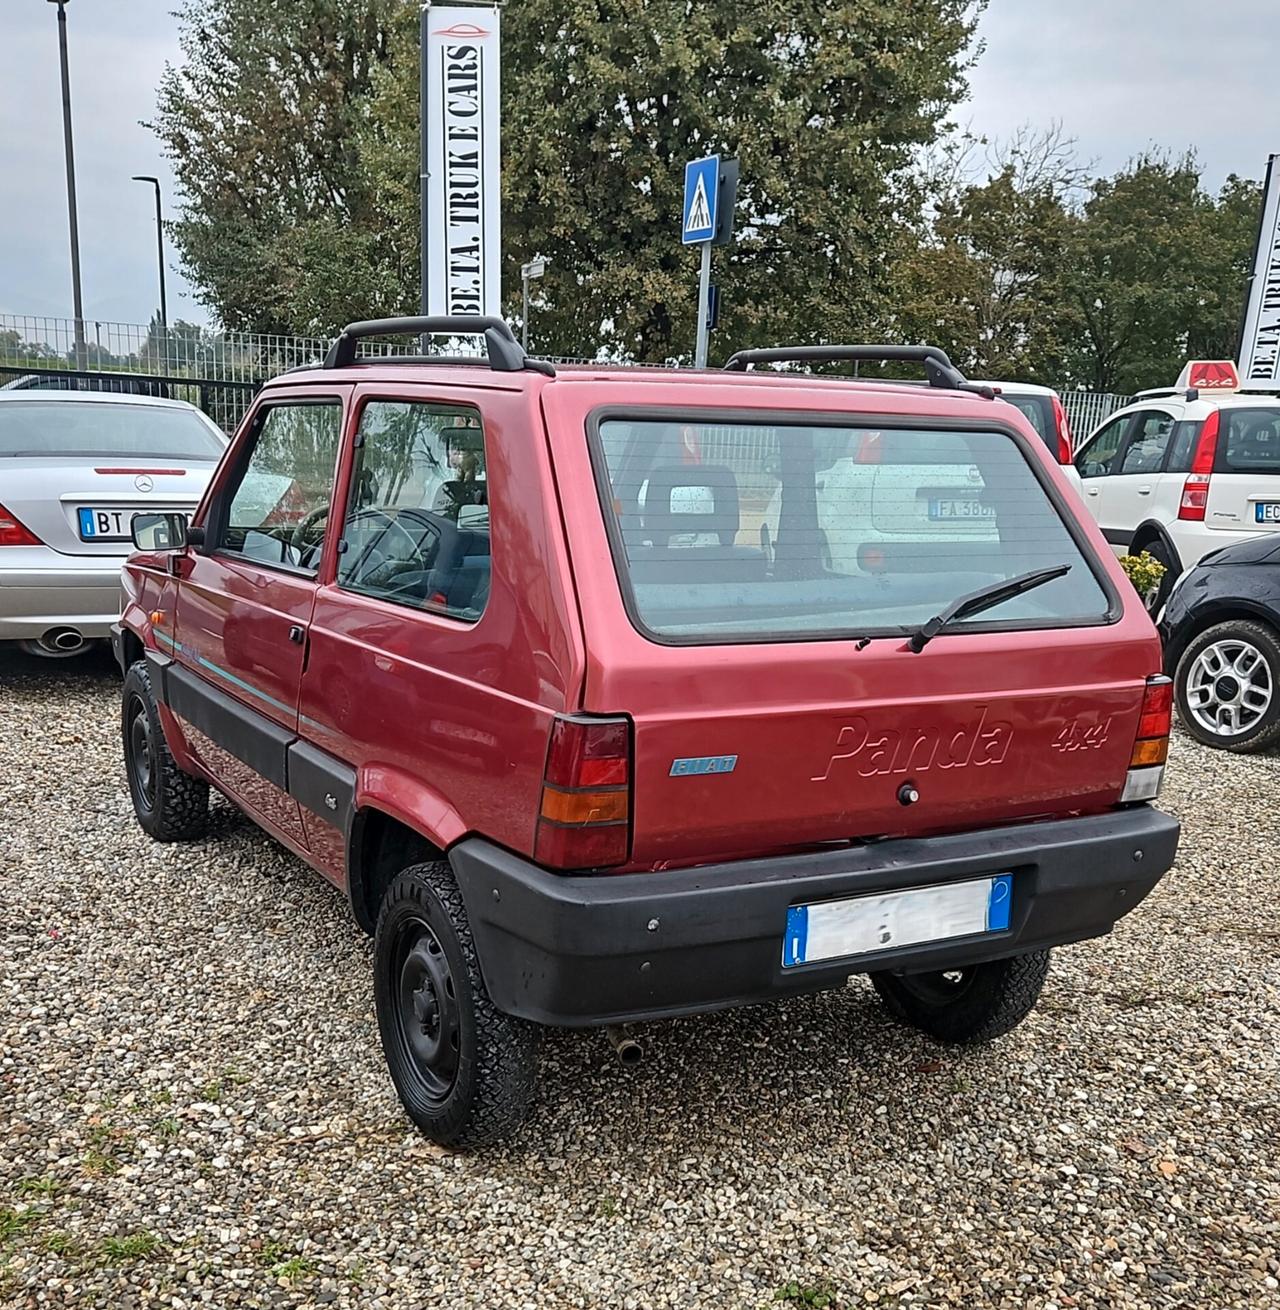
[{"left": 114, "top": 319, "right": 1179, "bottom": 1147}]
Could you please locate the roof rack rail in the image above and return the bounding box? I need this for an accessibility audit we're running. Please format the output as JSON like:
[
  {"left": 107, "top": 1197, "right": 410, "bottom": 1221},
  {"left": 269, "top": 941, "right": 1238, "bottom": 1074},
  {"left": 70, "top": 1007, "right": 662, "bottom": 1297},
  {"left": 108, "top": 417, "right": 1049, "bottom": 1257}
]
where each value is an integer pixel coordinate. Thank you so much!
[
  {"left": 323, "top": 316, "right": 555, "bottom": 376},
  {"left": 721, "top": 344, "right": 994, "bottom": 398}
]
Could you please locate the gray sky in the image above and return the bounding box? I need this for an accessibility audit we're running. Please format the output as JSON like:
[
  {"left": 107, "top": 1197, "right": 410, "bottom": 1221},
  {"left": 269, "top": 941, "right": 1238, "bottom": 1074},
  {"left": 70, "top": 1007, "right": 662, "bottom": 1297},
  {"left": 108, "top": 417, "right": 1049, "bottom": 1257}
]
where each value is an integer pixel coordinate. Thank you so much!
[{"left": 1, "top": 0, "right": 1276, "bottom": 331}]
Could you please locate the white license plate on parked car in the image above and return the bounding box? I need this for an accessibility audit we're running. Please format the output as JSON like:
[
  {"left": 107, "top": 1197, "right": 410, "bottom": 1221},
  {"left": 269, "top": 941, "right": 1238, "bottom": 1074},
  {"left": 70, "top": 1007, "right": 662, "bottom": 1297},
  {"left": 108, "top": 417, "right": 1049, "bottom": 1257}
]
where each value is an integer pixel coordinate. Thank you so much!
[
  {"left": 781, "top": 874, "right": 1013, "bottom": 968},
  {"left": 927, "top": 497, "right": 995, "bottom": 521},
  {"left": 1254, "top": 502, "right": 1280, "bottom": 524},
  {"left": 76, "top": 507, "right": 184, "bottom": 542}
]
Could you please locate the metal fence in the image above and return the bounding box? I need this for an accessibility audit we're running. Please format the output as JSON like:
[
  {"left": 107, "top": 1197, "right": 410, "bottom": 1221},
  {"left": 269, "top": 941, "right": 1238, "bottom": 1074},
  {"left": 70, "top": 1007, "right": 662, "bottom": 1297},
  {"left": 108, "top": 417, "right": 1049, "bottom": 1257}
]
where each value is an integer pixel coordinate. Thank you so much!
[
  {"left": 2, "top": 313, "right": 1132, "bottom": 444},
  {"left": 1060, "top": 391, "right": 1131, "bottom": 447}
]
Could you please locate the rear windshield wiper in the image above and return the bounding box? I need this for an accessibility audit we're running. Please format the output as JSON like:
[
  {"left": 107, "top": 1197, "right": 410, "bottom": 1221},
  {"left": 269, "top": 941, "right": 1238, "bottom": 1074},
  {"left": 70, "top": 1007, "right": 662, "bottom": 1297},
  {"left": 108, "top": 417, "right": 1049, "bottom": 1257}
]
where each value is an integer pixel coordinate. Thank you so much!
[{"left": 907, "top": 564, "right": 1072, "bottom": 652}]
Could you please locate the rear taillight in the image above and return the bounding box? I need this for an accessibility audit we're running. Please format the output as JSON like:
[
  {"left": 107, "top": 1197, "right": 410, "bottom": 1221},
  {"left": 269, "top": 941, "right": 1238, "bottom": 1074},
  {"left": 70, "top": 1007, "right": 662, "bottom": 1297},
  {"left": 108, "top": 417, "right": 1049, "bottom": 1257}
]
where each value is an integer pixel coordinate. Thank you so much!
[
  {"left": 1178, "top": 411, "right": 1220, "bottom": 521},
  {"left": 0, "top": 502, "right": 40, "bottom": 547},
  {"left": 534, "top": 715, "right": 631, "bottom": 869},
  {"left": 1051, "top": 395, "right": 1073, "bottom": 464},
  {"left": 1121, "top": 676, "right": 1172, "bottom": 802}
]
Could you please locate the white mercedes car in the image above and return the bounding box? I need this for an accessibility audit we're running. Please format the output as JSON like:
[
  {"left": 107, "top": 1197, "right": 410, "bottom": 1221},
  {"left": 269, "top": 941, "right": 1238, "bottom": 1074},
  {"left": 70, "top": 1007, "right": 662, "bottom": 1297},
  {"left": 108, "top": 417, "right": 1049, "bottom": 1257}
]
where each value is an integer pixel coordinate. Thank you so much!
[{"left": 0, "top": 390, "right": 226, "bottom": 657}]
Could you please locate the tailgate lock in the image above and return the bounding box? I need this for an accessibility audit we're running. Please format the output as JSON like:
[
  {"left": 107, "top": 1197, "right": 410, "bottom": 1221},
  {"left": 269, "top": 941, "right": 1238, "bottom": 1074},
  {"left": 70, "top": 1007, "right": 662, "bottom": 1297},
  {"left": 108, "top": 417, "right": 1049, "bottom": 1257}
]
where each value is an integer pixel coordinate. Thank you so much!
[{"left": 897, "top": 782, "right": 921, "bottom": 806}]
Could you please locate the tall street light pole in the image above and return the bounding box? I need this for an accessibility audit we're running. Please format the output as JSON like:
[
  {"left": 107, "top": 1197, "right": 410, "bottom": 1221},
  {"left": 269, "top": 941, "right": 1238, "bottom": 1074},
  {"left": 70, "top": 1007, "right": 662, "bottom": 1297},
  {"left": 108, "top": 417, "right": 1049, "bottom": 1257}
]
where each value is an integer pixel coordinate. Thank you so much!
[
  {"left": 131, "top": 176, "right": 168, "bottom": 328},
  {"left": 48, "top": 0, "right": 86, "bottom": 369}
]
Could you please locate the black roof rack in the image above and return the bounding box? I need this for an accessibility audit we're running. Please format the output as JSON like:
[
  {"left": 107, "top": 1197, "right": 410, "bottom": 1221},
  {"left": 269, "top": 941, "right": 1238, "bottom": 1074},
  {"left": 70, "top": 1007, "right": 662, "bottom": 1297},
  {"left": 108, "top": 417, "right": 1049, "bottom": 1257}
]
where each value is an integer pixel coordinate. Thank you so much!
[
  {"left": 323, "top": 316, "right": 555, "bottom": 376},
  {"left": 721, "top": 345, "right": 995, "bottom": 398}
]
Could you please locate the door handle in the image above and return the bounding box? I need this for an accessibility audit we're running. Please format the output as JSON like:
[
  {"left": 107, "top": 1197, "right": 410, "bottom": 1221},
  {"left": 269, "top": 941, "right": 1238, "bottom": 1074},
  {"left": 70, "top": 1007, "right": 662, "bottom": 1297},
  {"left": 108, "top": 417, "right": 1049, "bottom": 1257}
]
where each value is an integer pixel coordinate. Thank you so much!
[
  {"left": 1137, "top": 486, "right": 1152, "bottom": 495},
  {"left": 1085, "top": 486, "right": 1100, "bottom": 497},
  {"left": 288, "top": 625, "right": 305, "bottom": 645}
]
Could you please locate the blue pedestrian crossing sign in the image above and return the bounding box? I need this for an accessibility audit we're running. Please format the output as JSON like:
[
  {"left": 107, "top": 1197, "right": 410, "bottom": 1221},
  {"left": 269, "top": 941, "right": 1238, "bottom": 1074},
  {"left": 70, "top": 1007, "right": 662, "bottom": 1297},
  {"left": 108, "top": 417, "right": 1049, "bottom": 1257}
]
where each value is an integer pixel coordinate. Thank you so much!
[{"left": 682, "top": 156, "right": 720, "bottom": 245}]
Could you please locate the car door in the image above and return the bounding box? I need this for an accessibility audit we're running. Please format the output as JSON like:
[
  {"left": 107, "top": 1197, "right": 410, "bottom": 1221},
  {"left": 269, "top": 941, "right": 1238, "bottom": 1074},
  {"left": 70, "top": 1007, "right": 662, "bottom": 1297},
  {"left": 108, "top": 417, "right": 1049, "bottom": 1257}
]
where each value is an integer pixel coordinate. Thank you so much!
[
  {"left": 172, "top": 390, "right": 348, "bottom": 846},
  {"left": 1073, "top": 413, "right": 1133, "bottom": 554},
  {"left": 1107, "top": 408, "right": 1179, "bottom": 549}
]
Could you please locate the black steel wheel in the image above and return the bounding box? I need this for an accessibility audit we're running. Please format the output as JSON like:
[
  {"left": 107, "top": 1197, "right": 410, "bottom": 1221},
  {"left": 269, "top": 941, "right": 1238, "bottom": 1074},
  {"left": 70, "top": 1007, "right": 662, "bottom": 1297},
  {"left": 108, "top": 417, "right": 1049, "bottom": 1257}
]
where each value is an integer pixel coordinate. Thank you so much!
[
  {"left": 121, "top": 660, "right": 209, "bottom": 841},
  {"left": 871, "top": 949, "right": 1051, "bottom": 1045},
  {"left": 374, "top": 861, "right": 539, "bottom": 1148}
]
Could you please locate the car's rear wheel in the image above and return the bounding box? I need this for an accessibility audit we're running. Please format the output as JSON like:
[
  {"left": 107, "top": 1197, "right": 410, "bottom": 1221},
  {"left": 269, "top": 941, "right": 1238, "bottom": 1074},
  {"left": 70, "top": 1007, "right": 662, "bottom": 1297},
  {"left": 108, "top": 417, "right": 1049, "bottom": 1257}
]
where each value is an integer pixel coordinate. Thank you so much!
[
  {"left": 374, "top": 861, "right": 539, "bottom": 1148},
  {"left": 122, "top": 661, "right": 209, "bottom": 841},
  {"left": 1135, "top": 539, "right": 1176, "bottom": 614},
  {"left": 871, "top": 949, "right": 1051, "bottom": 1044},
  {"left": 1174, "top": 619, "right": 1280, "bottom": 752}
]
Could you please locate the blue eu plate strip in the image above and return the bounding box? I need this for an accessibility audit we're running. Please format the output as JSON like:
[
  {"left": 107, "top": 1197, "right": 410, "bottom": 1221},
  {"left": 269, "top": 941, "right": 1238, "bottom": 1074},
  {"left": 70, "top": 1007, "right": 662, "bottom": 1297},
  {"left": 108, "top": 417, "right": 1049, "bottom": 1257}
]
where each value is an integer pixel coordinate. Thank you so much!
[
  {"left": 77, "top": 508, "right": 95, "bottom": 537},
  {"left": 986, "top": 874, "right": 1013, "bottom": 932},
  {"left": 782, "top": 905, "right": 809, "bottom": 968}
]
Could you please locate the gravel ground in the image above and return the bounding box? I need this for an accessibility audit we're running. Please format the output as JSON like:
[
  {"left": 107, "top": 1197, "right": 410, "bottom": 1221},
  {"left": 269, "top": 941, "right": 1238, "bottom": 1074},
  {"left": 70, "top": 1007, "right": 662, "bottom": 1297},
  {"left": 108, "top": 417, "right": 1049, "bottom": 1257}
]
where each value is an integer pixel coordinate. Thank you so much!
[{"left": 1, "top": 648, "right": 1278, "bottom": 1310}]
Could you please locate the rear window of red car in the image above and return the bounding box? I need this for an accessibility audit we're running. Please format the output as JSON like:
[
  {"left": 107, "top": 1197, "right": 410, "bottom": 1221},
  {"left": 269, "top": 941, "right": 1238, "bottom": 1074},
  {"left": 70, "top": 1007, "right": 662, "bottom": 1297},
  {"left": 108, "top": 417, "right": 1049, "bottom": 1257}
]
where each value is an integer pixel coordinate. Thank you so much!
[{"left": 591, "top": 416, "right": 1113, "bottom": 644}]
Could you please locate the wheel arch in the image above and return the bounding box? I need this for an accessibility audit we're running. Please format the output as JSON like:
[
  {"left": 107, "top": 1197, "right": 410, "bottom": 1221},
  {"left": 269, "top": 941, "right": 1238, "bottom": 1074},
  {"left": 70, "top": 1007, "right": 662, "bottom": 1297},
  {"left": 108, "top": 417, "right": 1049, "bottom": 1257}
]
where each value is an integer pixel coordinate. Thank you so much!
[
  {"left": 1128, "top": 521, "right": 1183, "bottom": 572},
  {"left": 1165, "top": 603, "right": 1280, "bottom": 676},
  {"left": 347, "top": 782, "right": 463, "bottom": 934}
]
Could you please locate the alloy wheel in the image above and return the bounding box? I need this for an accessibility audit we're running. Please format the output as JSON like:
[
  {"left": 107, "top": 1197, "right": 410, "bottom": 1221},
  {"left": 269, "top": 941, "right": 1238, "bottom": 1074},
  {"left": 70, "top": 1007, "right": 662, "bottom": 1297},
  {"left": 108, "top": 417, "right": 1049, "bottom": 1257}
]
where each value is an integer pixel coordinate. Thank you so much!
[{"left": 1184, "top": 638, "right": 1273, "bottom": 738}]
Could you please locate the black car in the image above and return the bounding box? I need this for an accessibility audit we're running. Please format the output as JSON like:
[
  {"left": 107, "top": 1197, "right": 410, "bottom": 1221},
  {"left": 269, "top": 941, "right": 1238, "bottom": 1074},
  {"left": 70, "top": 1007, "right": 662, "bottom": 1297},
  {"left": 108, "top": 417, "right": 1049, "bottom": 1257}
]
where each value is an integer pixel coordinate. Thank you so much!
[{"left": 1160, "top": 534, "right": 1280, "bottom": 752}]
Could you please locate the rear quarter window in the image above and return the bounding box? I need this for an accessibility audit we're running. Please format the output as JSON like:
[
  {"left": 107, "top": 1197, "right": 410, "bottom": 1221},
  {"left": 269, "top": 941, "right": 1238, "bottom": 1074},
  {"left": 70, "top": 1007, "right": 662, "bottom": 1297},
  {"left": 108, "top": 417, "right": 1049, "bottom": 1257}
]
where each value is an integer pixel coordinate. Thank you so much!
[{"left": 590, "top": 415, "right": 1114, "bottom": 644}]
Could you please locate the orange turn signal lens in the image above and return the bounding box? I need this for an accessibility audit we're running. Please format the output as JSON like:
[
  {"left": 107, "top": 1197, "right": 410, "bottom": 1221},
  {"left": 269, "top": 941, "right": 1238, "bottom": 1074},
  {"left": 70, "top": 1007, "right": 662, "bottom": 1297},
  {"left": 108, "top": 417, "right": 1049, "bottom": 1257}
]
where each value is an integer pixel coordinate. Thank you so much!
[
  {"left": 1130, "top": 738, "right": 1169, "bottom": 767},
  {"left": 539, "top": 786, "right": 629, "bottom": 826}
]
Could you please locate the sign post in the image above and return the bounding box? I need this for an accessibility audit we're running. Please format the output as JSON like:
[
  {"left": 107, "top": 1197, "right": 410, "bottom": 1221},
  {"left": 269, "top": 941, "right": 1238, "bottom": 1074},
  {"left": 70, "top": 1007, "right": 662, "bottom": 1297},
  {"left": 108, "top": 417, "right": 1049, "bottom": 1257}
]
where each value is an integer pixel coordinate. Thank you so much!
[
  {"left": 520, "top": 257, "right": 546, "bottom": 350},
  {"left": 683, "top": 156, "right": 720, "bottom": 368},
  {"left": 1239, "top": 154, "right": 1280, "bottom": 384},
  {"left": 421, "top": 4, "right": 502, "bottom": 321}
]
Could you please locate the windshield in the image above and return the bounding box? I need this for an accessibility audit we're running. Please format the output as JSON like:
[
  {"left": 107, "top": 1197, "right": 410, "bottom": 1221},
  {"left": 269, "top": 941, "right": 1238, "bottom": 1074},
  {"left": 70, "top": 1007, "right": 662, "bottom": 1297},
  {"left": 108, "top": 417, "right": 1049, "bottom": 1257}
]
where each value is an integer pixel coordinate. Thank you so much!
[
  {"left": 593, "top": 418, "right": 1112, "bottom": 642},
  {"left": 0, "top": 401, "right": 225, "bottom": 460}
]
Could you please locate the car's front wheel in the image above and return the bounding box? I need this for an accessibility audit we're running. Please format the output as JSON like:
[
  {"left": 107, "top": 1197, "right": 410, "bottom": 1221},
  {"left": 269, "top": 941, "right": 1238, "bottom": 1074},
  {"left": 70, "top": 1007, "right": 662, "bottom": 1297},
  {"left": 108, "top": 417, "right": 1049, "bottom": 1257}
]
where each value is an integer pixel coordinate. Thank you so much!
[
  {"left": 871, "top": 950, "right": 1051, "bottom": 1044},
  {"left": 374, "top": 861, "right": 539, "bottom": 1148},
  {"left": 122, "top": 661, "right": 210, "bottom": 841},
  {"left": 1174, "top": 619, "right": 1280, "bottom": 752}
]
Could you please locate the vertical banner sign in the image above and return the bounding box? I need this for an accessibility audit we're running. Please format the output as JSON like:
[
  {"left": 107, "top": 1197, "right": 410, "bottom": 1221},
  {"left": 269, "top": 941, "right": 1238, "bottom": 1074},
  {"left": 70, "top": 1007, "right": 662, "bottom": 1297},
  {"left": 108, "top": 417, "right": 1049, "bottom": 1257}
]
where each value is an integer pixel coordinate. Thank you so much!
[
  {"left": 424, "top": 6, "right": 501, "bottom": 316},
  {"left": 1240, "top": 154, "right": 1280, "bottom": 383}
]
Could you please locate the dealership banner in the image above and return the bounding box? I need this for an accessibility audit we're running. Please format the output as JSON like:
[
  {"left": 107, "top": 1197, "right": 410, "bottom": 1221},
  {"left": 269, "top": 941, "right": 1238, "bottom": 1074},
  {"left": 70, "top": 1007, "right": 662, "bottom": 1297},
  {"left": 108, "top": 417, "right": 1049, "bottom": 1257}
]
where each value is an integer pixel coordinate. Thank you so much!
[
  {"left": 424, "top": 6, "right": 501, "bottom": 317},
  {"left": 1240, "top": 154, "right": 1280, "bottom": 383}
]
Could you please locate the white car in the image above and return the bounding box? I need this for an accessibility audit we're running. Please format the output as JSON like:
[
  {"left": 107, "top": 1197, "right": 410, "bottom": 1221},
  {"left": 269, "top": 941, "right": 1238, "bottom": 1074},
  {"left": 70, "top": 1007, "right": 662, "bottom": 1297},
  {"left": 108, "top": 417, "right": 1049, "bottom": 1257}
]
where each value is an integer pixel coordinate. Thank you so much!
[
  {"left": 0, "top": 390, "right": 226, "bottom": 657},
  {"left": 974, "top": 380, "right": 1075, "bottom": 465},
  {"left": 1071, "top": 361, "right": 1280, "bottom": 608}
]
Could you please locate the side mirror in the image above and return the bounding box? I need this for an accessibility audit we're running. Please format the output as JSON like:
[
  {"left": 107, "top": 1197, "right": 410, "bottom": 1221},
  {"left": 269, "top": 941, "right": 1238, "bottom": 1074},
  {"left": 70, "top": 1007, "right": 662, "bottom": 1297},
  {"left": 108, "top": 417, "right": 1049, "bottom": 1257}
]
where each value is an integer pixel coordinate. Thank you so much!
[{"left": 131, "top": 511, "right": 190, "bottom": 552}]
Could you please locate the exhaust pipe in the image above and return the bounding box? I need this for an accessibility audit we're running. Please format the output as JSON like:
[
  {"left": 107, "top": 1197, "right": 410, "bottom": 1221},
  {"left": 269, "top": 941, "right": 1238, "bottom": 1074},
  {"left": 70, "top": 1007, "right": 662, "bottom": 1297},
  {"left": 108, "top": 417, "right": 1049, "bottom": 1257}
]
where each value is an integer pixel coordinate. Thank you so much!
[
  {"left": 605, "top": 1025, "right": 643, "bottom": 1067},
  {"left": 20, "top": 627, "right": 88, "bottom": 658},
  {"left": 49, "top": 628, "right": 85, "bottom": 652}
]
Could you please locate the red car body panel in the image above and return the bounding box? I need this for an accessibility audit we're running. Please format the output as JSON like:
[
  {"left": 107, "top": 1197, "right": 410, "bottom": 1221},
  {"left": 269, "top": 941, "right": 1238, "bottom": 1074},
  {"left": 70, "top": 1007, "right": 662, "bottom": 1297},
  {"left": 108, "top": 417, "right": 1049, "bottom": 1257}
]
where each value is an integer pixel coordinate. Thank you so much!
[{"left": 122, "top": 363, "right": 1164, "bottom": 893}]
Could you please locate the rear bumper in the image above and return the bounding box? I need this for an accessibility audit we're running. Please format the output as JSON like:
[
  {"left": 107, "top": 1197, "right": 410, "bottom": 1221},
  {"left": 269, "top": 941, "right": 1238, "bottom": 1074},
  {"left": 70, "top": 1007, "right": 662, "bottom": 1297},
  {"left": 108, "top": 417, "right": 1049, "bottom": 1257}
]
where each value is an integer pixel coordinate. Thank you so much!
[
  {"left": 451, "top": 807, "right": 1180, "bottom": 1027},
  {"left": 0, "top": 554, "right": 124, "bottom": 639}
]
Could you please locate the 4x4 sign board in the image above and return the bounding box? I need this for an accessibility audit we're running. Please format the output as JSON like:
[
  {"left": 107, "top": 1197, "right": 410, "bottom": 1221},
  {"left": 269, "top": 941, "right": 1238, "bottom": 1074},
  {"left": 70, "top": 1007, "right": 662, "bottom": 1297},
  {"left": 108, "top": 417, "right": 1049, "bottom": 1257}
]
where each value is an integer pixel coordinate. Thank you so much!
[
  {"left": 424, "top": 7, "right": 502, "bottom": 316},
  {"left": 1240, "top": 153, "right": 1280, "bottom": 384}
]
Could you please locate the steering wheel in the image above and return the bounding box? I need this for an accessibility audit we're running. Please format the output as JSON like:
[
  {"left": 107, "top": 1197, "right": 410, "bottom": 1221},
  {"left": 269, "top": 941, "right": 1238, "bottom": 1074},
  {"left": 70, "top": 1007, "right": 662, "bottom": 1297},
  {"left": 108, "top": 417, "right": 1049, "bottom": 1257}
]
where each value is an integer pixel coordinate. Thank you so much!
[
  {"left": 289, "top": 504, "right": 331, "bottom": 562},
  {"left": 344, "top": 507, "right": 440, "bottom": 591}
]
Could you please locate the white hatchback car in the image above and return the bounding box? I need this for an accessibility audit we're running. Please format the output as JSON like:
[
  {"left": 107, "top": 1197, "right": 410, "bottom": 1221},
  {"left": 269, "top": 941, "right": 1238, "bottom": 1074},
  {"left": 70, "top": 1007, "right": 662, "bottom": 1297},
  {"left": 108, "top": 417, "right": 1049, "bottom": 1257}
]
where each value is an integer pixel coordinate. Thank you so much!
[{"left": 1071, "top": 362, "right": 1280, "bottom": 608}]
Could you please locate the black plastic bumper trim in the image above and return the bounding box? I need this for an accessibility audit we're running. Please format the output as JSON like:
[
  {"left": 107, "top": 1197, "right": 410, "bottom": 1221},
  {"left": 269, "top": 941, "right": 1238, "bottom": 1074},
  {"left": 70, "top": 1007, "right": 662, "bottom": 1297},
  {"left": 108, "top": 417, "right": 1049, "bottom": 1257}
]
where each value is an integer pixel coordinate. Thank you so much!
[{"left": 450, "top": 808, "right": 1180, "bottom": 1028}]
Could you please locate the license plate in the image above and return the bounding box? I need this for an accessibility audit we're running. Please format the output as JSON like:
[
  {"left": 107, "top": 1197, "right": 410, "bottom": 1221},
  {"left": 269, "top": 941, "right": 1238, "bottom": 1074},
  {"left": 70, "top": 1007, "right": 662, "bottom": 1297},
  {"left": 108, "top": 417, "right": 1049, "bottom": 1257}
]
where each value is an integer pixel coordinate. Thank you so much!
[
  {"left": 927, "top": 497, "right": 995, "bottom": 521},
  {"left": 781, "top": 874, "right": 1012, "bottom": 968},
  {"left": 1255, "top": 502, "right": 1280, "bottom": 524},
  {"left": 76, "top": 507, "right": 184, "bottom": 542}
]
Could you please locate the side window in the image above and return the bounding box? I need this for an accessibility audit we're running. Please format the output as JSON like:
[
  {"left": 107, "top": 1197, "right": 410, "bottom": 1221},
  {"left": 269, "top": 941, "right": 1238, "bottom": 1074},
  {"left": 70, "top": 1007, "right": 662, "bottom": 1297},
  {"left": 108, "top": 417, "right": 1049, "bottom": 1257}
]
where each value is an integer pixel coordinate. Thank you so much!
[
  {"left": 1165, "top": 420, "right": 1204, "bottom": 474},
  {"left": 337, "top": 400, "right": 490, "bottom": 621},
  {"left": 1075, "top": 416, "right": 1130, "bottom": 478},
  {"left": 219, "top": 402, "right": 343, "bottom": 573},
  {"left": 1119, "top": 411, "right": 1176, "bottom": 475}
]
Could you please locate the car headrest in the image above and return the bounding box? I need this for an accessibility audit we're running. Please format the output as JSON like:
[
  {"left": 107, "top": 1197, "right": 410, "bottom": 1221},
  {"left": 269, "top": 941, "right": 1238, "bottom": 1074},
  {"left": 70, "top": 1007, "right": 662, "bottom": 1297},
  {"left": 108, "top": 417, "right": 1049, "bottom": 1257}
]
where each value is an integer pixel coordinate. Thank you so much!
[{"left": 641, "top": 465, "right": 740, "bottom": 546}]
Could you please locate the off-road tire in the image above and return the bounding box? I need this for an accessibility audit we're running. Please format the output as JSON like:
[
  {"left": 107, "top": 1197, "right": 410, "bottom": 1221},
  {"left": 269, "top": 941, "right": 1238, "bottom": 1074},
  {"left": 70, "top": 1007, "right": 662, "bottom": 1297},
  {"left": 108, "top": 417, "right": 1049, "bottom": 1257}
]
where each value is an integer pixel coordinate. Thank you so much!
[
  {"left": 1174, "top": 619, "right": 1280, "bottom": 753},
  {"left": 871, "top": 949, "right": 1051, "bottom": 1045},
  {"left": 122, "top": 660, "right": 209, "bottom": 841},
  {"left": 374, "top": 861, "right": 539, "bottom": 1148}
]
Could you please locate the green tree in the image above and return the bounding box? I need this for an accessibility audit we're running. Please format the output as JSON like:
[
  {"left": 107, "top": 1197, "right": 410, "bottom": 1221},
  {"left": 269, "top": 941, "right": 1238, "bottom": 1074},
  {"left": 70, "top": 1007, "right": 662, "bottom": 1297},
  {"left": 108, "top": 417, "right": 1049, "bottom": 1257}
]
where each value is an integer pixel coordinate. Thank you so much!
[
  {"left": 156, "top": 0, "right": 983, "bottom": 358},
  {"left": 152, "top": 0, "right": 403, "bottom": 334},
  {"left": 1061, "top": 155, "right": 1260, "bottom": 392}
]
